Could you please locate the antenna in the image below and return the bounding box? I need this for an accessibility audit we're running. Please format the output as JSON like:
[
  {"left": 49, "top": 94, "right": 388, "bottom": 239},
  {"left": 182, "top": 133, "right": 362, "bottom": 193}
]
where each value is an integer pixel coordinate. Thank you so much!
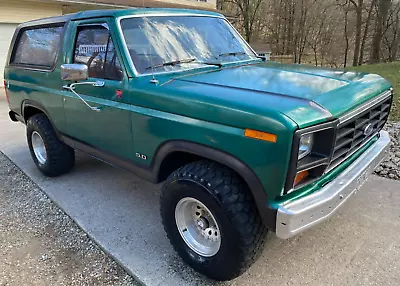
[{"left": 149, "top": 66, "right": 158, "bottom": 84}]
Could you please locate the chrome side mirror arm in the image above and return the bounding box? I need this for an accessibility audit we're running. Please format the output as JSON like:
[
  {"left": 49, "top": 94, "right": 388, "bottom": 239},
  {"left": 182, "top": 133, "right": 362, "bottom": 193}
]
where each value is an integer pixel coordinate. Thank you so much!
[{"left": 62, "top": 81, "right": 105, "bottom": 112}]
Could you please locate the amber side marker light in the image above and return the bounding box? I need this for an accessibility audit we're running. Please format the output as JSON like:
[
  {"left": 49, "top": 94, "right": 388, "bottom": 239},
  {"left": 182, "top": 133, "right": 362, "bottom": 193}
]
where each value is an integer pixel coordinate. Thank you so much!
[
  {"left": 244, "top": 129, "right": 277, "bottom": 143},
  {"left": 294, "top": 170, "right": 309, "bottom": 186}
]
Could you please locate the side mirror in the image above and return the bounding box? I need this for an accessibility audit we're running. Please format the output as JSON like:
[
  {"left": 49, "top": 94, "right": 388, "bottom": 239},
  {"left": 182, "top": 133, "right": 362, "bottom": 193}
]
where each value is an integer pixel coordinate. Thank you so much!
[{"left": 61, "top": 64, "right": 88, "bottom": 81}]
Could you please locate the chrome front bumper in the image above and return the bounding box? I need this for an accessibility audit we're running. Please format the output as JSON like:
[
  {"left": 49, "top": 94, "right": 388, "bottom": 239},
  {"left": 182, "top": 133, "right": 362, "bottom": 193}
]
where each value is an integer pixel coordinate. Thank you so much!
[{"left": 276, "top": 130, "right": 390, "bottom": 239}]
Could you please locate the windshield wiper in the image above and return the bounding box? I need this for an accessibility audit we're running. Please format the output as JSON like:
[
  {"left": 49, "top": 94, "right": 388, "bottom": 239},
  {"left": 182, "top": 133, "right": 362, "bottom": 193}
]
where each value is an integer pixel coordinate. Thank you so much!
[
  {"left": 193, "top": 61, "right": 223, "bottom": 68},
  {"left": 146, "top": 58, "right": 195, "bottom": 70},
  {"left": 146, "top": 58, "right": 222, "bottom": 70},
  {"left": 218, "top": 51, "right": 246, "bottom": 57}
]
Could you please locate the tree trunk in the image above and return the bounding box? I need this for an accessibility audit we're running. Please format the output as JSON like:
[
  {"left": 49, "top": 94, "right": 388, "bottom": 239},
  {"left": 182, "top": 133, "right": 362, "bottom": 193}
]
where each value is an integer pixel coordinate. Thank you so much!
[
  {"left": 297, "top": 0, "right": 308, "bottom": 64},
  {"left": 244, "top": 14, "right": 252, "bottom": 42},
  {"left": 390, "top": 14, "right": 400, "bottom": 61},
  {"left": 286, "top": 0, "right": 295, "bottom": 55},
  {"left": 344, "top": 7, "right": 350, "bottom": 68},
  {"left": 370, "top": 0, "right": 391, "bottom": 63},
  {"left": 313, "top": 47, "right": 318, "bottom": 66},
  {"left": 282, "top": 0, "right": 288, "bottom": 54},
  {"left": 275, "top": 0, "right": 281, "bottom": 55},
  {"left": 359, "top": 0, "right": 376, "bottom": 65},
  {"left": 352, "top": 1, "right": 363, "bottom": 66}
]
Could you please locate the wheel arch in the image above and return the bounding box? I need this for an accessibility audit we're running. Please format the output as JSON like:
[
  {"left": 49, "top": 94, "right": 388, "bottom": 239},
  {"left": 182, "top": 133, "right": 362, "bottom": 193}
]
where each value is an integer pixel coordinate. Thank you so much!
[
  {"left": 21, "top": 100, "right": 61, "bottom": 136},
  {"left": 22, "top": 100, "right": 48, "bottom": 121},
  {"left": 152, "top": 140, "right": 277, "bottom": 231}
]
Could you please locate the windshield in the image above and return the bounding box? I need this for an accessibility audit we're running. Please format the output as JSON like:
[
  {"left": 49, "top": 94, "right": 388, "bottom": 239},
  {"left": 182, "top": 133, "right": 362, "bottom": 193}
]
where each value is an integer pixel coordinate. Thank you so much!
[{"left": 119, "top": 16, "right": 257, "bottom": 74}]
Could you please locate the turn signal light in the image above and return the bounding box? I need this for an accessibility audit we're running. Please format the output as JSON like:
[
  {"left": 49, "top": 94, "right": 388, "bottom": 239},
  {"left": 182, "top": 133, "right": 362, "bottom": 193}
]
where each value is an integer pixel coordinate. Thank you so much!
[
  {"left": 294, "top": 170, "right": 308, "bottom": 186},
  {"left": 244, "top": 129, "right": 277, "bottom": 143}
]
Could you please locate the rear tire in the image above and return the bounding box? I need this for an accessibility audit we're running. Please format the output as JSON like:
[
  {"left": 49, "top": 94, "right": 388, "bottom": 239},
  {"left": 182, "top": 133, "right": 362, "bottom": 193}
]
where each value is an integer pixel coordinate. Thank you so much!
[
  {"left": 27, "top": 113, "right": 75, "bottom": 177},
  {"left": 160, "top": 160, "right": 267, "bottom": 281}
]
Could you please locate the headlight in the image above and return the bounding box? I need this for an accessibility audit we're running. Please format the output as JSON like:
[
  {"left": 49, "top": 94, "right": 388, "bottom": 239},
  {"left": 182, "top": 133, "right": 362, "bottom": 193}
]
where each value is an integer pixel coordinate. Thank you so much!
[
  {"left": 298, "top": 134, "right": 313, "bottom": 160},
  {"left": 284, "top": 121, "right": 338, "bottom": 195}
]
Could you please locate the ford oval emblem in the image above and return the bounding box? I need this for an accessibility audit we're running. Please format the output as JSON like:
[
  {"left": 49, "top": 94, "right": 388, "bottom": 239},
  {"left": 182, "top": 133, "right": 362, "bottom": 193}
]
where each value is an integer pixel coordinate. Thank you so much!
[{"left": 363, "top": 123, "right": 374, "bottom": 136}]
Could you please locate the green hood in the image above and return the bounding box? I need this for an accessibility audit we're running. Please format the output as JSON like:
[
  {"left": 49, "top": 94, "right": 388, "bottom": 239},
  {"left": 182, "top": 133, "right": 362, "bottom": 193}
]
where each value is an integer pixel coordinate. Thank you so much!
[
  {"left": 130, "top": 62, "right": 391, "bottom": 133},
  {"left": 171, "top": 62, "right": 391, "bottom": 127}
]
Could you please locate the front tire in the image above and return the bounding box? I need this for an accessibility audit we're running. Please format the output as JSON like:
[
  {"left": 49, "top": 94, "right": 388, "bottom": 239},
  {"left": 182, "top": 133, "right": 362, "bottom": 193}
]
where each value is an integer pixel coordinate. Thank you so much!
[
  {"left": 160, "top": 160, "right": 267, "bottom": 281},
  {"left": 27, "top": 113, "right": 75, "bottom": 177}
]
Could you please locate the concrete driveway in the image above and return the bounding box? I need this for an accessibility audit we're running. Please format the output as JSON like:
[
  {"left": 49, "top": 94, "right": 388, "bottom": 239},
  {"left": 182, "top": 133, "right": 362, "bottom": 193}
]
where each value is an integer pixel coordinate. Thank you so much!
[{"left": 1, "top": 94, "right": 400, "bottom": 285}]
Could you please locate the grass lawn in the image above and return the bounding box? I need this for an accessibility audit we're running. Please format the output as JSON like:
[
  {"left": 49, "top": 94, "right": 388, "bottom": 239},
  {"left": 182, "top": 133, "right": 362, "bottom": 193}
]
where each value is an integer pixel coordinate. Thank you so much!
[{"left": 348, "top": 62, "right": 400, "bottom": 121}]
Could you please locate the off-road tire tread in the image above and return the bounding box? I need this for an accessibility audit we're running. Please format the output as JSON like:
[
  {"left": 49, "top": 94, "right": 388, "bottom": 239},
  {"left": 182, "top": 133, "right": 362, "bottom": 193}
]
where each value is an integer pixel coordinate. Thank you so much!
[
  {"left": 161, "top": 160, "right": 267, "bottom": 280},
  {"left": 27, "top": 113, "right": 75, "bottom": 177}
]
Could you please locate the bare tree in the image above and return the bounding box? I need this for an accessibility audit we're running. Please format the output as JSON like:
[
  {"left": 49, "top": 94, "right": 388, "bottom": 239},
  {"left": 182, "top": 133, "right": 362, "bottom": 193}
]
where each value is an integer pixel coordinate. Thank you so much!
[
  {"left": 292, "top": 0, "right": 318, "bottom": 63},
  {"left": 349, "top": 0, "right": 364, "bottom": 66},
  {"left": 382, "top": 1, "right": 400, "bottom": 60},
  {"left": 389, "top": 5, "right": 400, "bottom": 60},
  {"left": 344, "top": 3, "right": 351, "bottom": 67},
  {"left": 226, "top": 0, "right": 265, "bottom": 42},
  {"left": 370, "top": 0, "right": 392, "bottom": 63},
  {"left": 218, "top": 0, "right": 398, "bottom": 67},
  {"left": 359, "top": 0, "right": 377, "bottom": 64}
]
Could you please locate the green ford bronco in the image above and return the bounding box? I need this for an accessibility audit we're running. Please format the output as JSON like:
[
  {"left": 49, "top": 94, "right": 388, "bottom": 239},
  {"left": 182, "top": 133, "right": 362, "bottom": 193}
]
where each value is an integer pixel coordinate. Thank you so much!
[{"left": 4, "top": 8, "right": 392, "bottom": 281}]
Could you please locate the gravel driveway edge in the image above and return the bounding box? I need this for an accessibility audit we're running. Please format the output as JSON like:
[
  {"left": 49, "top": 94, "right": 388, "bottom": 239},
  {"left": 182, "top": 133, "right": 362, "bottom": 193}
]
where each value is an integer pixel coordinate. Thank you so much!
[{"left": 0, "top": 151, "right": 141, "bottom": 286}]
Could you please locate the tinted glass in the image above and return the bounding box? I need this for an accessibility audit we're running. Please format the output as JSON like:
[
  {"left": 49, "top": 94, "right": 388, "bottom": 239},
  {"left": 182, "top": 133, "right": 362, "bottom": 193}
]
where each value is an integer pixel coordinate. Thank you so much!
[
  {"left": 120, "top": 16, "right": 257, "bottom": 74},
  {"left": 12, "top": 25, "right": 63, "bottom": 68},
  {"left": 74, "top": 25, "right": 123, "bottom": 80}
]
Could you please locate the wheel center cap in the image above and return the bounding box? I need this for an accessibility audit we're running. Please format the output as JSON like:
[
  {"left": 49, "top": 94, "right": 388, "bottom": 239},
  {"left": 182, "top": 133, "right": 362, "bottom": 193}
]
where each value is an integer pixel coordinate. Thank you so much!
[{"left": 197, "top": 217, "right": 209, "bottom": 230}]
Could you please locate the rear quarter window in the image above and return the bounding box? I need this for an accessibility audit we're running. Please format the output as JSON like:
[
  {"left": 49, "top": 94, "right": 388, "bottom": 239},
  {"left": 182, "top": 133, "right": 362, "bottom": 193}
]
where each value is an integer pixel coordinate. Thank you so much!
[{"left": 11, "top": 25, "right": 64, "bottom": 69}]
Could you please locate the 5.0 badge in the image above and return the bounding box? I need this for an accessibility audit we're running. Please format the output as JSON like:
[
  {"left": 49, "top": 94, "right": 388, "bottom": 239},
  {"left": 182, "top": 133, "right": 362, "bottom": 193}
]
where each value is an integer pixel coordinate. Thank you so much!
[{"left": 135, "top": 152, "right": 147, "bottom": 160}]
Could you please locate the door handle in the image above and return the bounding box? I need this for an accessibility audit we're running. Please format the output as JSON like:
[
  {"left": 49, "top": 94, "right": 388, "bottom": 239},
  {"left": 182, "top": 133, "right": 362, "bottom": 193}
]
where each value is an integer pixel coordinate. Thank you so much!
[{"left": 62, "top": 81, "right": 105, "bottom": 112}]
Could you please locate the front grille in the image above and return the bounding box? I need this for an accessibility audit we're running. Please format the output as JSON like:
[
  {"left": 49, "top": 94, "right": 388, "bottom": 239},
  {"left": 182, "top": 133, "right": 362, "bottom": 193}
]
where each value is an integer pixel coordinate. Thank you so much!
[{"left": 329, "top": 91, "right": 392, "bottom": 170}]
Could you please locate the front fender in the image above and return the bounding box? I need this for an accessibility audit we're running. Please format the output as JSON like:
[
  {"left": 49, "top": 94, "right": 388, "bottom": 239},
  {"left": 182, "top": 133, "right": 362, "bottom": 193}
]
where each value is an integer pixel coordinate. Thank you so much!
[{"left": 152, "top": 140, "right": 278, "bottom": 231}]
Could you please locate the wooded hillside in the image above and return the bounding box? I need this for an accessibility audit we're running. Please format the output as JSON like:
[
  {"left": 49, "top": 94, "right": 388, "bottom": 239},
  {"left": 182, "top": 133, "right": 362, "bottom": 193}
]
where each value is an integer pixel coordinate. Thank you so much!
[{"left": 219, "top": 0, "right": 398, "bottom": 67}]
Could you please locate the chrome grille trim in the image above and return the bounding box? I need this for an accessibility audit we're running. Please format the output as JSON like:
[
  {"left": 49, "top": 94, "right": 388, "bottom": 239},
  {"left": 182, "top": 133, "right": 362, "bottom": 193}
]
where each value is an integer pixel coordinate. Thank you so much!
[
  {"left": 339, "top": 89, "right": 392, "bottom": 124},
  {"left": 328, "top": 89, "right": 393, "bottom": 171}
]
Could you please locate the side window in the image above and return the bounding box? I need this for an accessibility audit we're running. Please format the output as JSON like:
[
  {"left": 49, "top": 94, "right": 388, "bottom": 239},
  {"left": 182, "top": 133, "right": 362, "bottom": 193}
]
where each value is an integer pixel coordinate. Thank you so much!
[
  {"left": 73, "top": 25, "right": 123, "bottom": 81},
  {"left": 11, "top": 25, "right": 63, "bottom": 68}
]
